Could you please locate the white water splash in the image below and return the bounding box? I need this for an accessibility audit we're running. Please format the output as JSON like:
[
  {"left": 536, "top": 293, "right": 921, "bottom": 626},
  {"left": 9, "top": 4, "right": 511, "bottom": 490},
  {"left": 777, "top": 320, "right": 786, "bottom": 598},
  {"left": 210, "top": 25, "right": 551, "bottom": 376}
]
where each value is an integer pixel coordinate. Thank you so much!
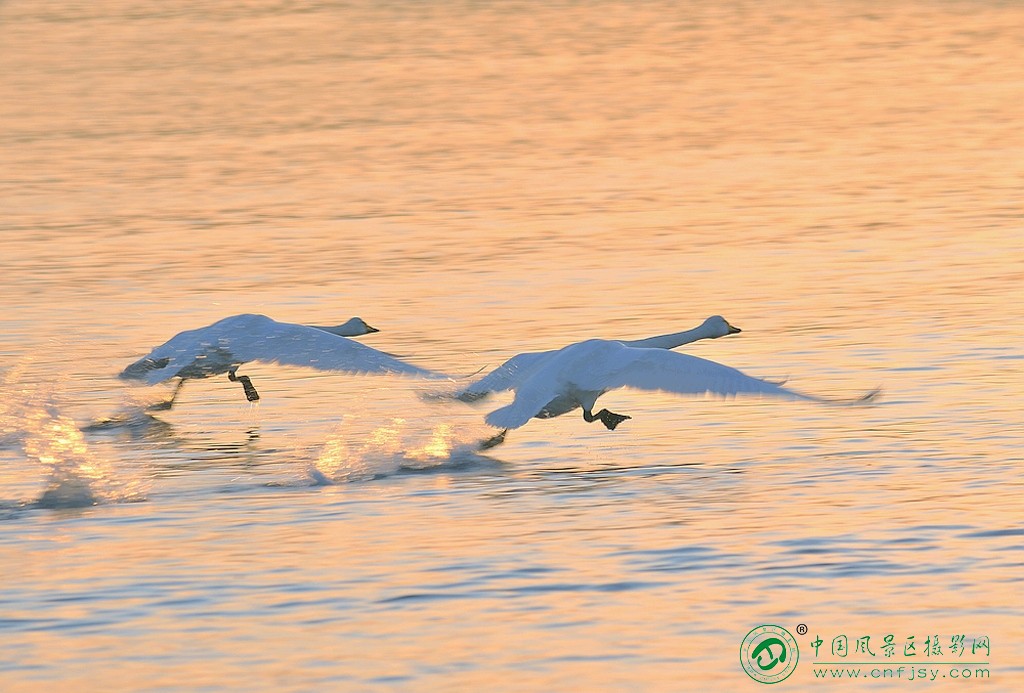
[
  {"left": 0, "top": 368, "right": 147, "bottom": 508},
  {"left": 310, "top": 419, "right": 497, "bottom": 485}
]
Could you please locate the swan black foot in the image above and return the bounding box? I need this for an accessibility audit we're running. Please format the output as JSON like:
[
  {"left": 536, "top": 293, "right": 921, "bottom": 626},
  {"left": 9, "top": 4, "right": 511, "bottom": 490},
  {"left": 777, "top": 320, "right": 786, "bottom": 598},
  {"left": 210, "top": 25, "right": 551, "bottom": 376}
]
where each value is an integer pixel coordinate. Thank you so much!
[
  {"left": 147, "top": 379, "right": 186, "bottom": 412},
  {"left": 597, "top": 409, "right": 631, "bottom": 430},
  {"left": 228, "top": 368, "right": 260, "bottom": 402},
  {"left": 457, "top": 390, "right": 490, "bottom": 403},
  {"left": 582, "top": 408, "right": 631, "bottom": 430},
  {"left": 478, "top": 429, "right": 508, "bottom": 451}
]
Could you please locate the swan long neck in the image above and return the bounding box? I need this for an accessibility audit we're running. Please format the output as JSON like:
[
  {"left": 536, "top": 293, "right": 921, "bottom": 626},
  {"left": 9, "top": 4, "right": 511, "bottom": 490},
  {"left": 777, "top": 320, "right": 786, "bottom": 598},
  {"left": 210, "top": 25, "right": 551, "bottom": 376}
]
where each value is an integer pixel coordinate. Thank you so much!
[{"left": 620, "top": 324, "right": 713, "bottom": 350}]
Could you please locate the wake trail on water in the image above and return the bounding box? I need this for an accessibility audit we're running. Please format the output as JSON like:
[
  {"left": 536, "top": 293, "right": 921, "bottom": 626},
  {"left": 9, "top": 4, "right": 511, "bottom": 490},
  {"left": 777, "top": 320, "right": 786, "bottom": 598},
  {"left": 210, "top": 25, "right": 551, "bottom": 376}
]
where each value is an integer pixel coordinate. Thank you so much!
[
  {"left": 0, "top": 365, "right": 148, "bottom": 510},
  {"left": 307, "top": 418, "right": 503, "bottom": 485}
]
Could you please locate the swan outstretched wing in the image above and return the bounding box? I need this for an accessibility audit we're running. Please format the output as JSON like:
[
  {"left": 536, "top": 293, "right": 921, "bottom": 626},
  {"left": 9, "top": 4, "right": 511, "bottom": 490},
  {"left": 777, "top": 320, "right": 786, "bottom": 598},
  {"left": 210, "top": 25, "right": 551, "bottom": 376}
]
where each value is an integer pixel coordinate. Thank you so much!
[
  {"left": 600, "top": 346, "right": 877, "bottom": 404},
  {"left": 120, "top": 321, "right": 239, "bottom": 384},
  {"left": 484, "top": 372, "right": 564, "bottom": 429},
  {"left": 231, "top": 324, "right": 444, "bottom": 378},
  {"left": 457, "top": 350, "right": 554, "bottom": 401}
]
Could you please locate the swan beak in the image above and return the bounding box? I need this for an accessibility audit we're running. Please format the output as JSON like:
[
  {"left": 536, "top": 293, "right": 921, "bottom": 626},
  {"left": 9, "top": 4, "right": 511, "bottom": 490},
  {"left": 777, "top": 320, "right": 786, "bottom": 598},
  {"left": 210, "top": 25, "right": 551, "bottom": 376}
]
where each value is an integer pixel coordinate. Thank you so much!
[
  {"left": 365, "top": 324, "right": 380, "bottom": 333},
  {"left": 728, "top": 324, "right": 742, "bottom": 334}
]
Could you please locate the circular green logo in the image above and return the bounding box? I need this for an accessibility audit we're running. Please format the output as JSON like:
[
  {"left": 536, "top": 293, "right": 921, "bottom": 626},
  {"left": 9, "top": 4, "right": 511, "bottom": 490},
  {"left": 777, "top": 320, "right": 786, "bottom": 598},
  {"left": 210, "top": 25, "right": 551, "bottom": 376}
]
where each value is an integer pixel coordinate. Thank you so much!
[{"left": 740, "top": 625, "right": 800, "bottom": 684}]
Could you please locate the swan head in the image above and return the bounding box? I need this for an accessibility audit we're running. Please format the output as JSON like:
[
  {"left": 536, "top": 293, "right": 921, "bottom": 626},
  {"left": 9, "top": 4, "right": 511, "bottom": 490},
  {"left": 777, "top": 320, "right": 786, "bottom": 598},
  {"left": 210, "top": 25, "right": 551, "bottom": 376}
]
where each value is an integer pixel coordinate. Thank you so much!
[
  {"left": 343, "top": 317, "right": 380, "bottom": 335},
  {"left": 703, "top": 315, "right": 742, "bottom": 338},
  {"left": 316, "top": 317, "right": 380, "bottom": 337}
]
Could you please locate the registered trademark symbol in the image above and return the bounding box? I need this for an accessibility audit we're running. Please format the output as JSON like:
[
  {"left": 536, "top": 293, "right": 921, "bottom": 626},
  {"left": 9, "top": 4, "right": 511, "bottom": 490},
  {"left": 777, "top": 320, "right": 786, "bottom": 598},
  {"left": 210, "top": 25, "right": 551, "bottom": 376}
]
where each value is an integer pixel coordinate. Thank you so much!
[{"left": 796, "top": 623, "right": 808, "bottom": 635}]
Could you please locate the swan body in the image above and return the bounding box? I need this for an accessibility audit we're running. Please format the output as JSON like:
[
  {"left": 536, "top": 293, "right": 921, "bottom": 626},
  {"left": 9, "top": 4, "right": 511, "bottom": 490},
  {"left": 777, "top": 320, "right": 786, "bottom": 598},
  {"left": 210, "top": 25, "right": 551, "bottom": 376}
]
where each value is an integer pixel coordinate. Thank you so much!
[
  {"left": 120, "top": 313, "right": 444, "bottom": 406},
  {"left": 484, "top": 339, "right": 877, "bottom": 431},
  {"left": 458, "top": 315, "right": 741, "bottom": 419}
]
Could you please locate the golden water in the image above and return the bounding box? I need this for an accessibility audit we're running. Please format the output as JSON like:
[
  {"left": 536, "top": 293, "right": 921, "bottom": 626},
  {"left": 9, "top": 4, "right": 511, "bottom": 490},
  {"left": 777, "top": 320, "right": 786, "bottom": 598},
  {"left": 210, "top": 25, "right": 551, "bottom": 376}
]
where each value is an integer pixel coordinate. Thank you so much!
[{"left": 1, "top": 1, "right": 1021, "bottom": 690}]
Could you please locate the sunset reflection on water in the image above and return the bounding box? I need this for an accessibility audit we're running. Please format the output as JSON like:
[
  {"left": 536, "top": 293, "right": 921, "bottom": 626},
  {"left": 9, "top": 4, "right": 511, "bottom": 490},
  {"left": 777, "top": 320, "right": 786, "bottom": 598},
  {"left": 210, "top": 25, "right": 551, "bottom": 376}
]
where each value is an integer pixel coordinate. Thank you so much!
[{"left": 0, "top": 0, "right": 1022, "bottom": 690}]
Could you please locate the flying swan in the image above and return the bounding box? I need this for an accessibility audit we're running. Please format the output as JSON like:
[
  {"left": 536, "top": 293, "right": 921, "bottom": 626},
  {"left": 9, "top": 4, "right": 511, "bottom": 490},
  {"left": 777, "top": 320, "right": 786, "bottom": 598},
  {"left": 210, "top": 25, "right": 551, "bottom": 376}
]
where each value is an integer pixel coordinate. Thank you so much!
[
  {"left": 458, "top": 315, "right": 741, "bottom": 407},
  {"left": 120, "top": 313, "right": 445, "bottom": 408},
  {"left": 452, "top": 315, "right": 740, "bottom": 446},
  {"left": 483, "top": 338, "right": 879, "bottom": 432}
]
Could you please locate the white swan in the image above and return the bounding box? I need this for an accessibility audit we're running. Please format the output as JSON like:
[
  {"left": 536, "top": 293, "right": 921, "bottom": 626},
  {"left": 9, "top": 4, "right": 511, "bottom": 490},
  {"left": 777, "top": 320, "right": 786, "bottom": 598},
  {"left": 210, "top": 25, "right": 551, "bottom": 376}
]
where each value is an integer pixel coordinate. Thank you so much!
[
  {"left": 458, "top": 315, "right": 740, "bottom": 412},
  {"left": 120, "top": 313, "right": 444, "bottom": 408},
  {"left": 484, "top": 339, "right": 878, "bottom": 432}
]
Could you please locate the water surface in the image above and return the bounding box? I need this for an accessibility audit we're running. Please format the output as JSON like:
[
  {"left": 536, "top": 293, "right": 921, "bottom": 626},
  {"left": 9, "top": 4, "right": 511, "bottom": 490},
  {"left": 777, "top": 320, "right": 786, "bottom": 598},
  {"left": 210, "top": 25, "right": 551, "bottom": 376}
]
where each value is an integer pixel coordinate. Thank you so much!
[{"left": 1, "top": 1, "right": 1022, "bottom": 690}]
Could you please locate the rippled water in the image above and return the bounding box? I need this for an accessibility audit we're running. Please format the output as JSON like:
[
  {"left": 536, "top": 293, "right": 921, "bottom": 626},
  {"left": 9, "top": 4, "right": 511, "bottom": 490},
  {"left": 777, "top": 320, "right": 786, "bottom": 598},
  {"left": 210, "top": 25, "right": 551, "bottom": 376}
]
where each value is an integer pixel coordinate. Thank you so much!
[{"left": 1, "top": 1, "right": 1022, "bottom": 690}]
